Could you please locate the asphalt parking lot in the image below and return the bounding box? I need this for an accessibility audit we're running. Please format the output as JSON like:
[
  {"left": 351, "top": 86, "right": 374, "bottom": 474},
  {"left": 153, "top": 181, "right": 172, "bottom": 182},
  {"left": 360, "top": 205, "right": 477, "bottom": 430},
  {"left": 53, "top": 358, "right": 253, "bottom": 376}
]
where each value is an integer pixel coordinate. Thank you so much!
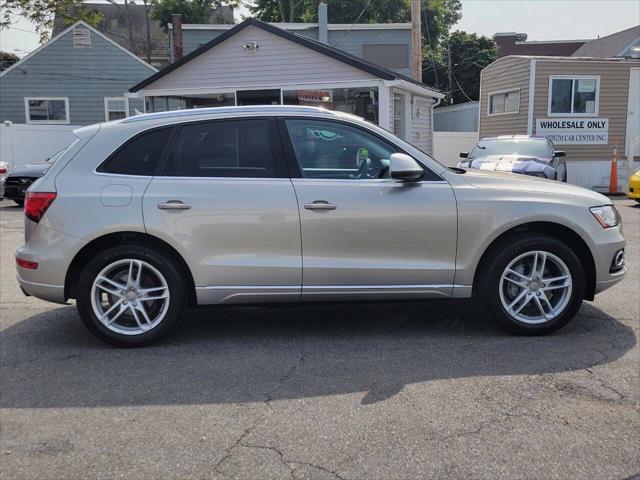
[{"left": 0, "top": 197, "right": 638, "bottom": 480}]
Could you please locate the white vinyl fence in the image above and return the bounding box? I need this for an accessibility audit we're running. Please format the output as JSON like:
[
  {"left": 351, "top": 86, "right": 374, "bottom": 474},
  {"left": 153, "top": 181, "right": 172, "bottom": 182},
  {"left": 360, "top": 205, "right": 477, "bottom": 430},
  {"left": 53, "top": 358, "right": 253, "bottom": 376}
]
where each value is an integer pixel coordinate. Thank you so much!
[
  {"left": 0, "top": 123, "right": 79, "bottom": 169},
  {"left": 433, "top": 131, "right": 479, "bottom": 167}
]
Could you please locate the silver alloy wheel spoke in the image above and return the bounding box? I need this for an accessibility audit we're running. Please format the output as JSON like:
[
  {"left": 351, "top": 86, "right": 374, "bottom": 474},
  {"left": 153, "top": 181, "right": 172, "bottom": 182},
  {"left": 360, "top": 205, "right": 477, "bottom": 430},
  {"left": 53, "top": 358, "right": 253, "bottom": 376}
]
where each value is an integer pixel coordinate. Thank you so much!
[
  {"left": 499, "top": 250, "right": 572, "bottom": 325},
  {"left": 90, "top": 258, "right": 170, "bottom": 336}
]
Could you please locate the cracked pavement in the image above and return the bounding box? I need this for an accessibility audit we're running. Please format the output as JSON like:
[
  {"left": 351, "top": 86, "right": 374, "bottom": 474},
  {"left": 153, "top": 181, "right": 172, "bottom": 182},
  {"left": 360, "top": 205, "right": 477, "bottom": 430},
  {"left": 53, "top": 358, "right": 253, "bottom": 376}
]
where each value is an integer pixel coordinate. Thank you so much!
[{"left": 1, "top": 198, "right": 639, "bottom": 479}]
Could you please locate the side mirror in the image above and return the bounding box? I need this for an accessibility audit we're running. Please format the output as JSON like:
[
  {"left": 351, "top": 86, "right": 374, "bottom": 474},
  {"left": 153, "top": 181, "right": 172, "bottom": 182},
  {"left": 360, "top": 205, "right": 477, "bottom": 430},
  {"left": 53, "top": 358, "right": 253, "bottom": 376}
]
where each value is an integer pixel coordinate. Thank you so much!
[
  {"left": 554, "top": 150, "right": 566, "bottom": 158},
  {"left": 459, "top": 151, "right": 469, "bottom": 158},
  {"left": 389, "top": 153, "right": 425, "bottom": 181}
]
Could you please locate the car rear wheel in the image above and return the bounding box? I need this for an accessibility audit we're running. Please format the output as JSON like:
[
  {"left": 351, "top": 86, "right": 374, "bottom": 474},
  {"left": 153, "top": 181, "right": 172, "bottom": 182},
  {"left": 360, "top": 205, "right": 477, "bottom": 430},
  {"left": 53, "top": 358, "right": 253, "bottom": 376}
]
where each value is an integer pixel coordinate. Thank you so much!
[
  {"left": 76, "top": 245, "right": 185, "bottom": 347},
  {"left": 479, "top": 234, "right": 585, "bottom": 335}
]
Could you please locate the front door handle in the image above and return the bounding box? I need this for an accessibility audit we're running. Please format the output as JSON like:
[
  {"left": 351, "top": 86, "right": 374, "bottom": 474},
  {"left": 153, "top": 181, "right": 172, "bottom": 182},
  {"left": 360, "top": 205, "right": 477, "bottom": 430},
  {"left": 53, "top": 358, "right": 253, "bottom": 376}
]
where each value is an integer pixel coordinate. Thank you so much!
[
  {"left": 304, "top": 201, "right": 337, "bottom": 211},
  {"left": 158, "top": 200, "right": 191, "bottom": 211}
]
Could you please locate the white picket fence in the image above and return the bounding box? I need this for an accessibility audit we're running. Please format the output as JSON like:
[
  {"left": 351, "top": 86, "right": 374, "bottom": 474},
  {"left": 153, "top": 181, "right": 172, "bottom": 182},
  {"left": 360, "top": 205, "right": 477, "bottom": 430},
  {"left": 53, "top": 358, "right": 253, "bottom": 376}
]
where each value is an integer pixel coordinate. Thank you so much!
[{"left": 0, "top": 123, "right": 79, "bottom": 169}]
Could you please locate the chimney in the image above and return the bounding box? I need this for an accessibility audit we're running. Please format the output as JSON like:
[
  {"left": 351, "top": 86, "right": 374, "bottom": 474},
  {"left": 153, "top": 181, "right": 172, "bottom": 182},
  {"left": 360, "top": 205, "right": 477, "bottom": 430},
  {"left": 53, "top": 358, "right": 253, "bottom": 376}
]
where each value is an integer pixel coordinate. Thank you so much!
[
  {"left": 318, "top": 2, "right": 328, "bottom": 44},
  {"left": 171, "top": 14, "right": 183, "bottom": 61}
]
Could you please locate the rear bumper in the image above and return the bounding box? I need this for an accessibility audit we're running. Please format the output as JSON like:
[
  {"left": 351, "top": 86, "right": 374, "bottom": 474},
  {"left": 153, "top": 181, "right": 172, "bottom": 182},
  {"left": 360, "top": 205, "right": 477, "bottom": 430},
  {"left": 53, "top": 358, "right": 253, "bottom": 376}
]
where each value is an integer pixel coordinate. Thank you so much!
[
  {"left": 16, "top": 275, "right": 66, "bottom": 303},
  {"left": 15, "top": 224, "right": 80, "bottom": 304}
]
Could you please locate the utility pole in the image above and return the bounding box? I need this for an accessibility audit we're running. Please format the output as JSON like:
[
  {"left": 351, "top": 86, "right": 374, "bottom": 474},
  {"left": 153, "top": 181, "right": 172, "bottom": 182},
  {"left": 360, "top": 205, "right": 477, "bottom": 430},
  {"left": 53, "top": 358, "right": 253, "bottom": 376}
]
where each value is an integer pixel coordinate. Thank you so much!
[
  {"left": 447, "top": 40, "right": 453, "bottom": 104},
  {"left": 411, "top": 0, "right": 422, "bottom": 81}
]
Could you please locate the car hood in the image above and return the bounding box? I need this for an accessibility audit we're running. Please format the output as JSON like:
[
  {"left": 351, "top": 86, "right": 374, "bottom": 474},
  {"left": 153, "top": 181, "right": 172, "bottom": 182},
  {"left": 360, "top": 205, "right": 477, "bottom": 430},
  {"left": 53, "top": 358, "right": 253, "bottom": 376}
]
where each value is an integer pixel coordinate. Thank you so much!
[
  {"left": 458, "top": 169, "right": 609, "bottom": 204},
  {"left": 7, "top": 163, "right": 50, "bottom": 177},
  {"left": 460, "top": 154, "right": 551, "bottom": 172}
]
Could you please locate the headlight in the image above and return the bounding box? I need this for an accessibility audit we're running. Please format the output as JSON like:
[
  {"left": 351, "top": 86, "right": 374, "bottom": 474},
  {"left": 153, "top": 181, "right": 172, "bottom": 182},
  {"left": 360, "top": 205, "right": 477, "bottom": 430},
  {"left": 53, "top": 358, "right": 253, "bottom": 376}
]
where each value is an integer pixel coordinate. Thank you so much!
[{"left": 590, "top": 205, "right": 619, "bottom": 228}]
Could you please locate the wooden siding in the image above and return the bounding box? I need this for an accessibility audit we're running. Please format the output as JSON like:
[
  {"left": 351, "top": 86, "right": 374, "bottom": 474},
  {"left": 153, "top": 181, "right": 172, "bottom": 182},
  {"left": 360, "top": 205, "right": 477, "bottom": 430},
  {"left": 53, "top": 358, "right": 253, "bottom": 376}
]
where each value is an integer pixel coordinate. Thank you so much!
[
  {"left": 148, "top": 25, "right": 377, "bottom": 91},
  {"left": 478, "top": 56, "right": 531, "bottom": 138},
  {"left": 533, "top": 59, "right": 639, "bottom": 161},
  {"left": 0, "top": 27, "right": 154, "bottom": 125},
  {"left": 176, "top": 27, "right": 412, "bottom": 77},
  {"left": 410, "top": 96, "right": 433, "bottom": 154}
]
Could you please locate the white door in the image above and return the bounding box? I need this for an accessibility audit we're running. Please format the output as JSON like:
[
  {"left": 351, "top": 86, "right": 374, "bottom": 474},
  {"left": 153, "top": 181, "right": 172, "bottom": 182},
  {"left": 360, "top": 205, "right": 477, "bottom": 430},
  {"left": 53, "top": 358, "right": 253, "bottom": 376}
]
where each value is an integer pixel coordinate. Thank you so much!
[{"left": 626, "top": 68, "right": 640, "bottom": 159}]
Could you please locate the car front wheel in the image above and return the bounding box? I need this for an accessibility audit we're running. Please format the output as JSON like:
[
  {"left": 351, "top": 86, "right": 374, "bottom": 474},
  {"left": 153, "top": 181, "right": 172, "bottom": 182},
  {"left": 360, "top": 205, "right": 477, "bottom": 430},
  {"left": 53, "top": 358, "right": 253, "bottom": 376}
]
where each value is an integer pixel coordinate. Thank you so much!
[
  {"left": 76, "top": 245, "right": 185, "bottom": 346},
  {"left": 479, "top": 234, "right": 585, "bottom": 335}
]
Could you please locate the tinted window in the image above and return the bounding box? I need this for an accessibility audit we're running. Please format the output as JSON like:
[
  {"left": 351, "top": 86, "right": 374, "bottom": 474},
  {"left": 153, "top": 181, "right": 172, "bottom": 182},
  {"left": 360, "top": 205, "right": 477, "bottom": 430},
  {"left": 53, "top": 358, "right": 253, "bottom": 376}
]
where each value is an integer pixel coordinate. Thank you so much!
[
  {"left": 284, "top": 119, "right": 395, "bottom": 180},
  {"left": 98, "top": 128, "right": 171, "bottom": 175},
  {"left": 161, "top": 119, "right": 275, "bottom": 178}
]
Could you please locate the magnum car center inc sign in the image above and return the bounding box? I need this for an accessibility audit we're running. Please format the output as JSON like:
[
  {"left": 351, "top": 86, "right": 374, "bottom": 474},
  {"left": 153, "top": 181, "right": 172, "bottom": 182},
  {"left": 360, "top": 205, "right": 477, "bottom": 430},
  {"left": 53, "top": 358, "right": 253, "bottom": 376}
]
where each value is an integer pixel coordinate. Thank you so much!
[{"left": 536, "top": 118, "right": 609, "bottom": 145}]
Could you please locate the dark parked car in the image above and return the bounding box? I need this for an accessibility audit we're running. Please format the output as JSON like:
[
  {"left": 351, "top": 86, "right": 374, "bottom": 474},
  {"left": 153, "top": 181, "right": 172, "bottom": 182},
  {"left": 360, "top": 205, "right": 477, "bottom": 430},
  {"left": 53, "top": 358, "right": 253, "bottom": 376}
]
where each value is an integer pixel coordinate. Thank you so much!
[
  {"left": 458, "top": 135, "right": 567, "bottom": 182},
  {"left": 2, "top": 150, "right": 63, "bottom": 206}
]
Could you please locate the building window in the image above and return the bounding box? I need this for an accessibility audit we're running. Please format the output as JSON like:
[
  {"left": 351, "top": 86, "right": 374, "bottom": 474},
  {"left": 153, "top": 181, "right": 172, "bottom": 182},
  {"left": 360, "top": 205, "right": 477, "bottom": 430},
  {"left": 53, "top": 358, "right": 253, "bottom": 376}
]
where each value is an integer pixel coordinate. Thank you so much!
[
  {"left": 24, "top": 98, "right": 70, "bottom": 124},
  {"left": 73, "top": 27, "right": 91, "bottom": 48},
  {"left": 104, "top": 97, "right": 129, "bottom": 121},
  {"left": 283, "top": 87, "right": 379, "bottom": 123},
  {"left": 362, "top": 44, "right": 409, "bottom": 69},
  {"left": 145, "top": 93, "right": 235, "bottom": 113},
  {"left": 548, "top": 76, "right": 599, "bottom": 116},
  {"left": 488, "top": 90, "right": 519, "bottom": 115}
]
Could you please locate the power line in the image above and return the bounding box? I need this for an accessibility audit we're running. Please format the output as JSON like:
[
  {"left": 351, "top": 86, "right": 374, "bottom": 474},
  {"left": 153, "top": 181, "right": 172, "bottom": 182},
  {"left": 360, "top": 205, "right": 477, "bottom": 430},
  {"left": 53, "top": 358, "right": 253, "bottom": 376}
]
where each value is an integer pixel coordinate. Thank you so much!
[
  {"left": 5, "top": 26, "right": 40, "bottom": 36},
  {"left": 452, "top": 71, "right": 474, "bottom": 102}
]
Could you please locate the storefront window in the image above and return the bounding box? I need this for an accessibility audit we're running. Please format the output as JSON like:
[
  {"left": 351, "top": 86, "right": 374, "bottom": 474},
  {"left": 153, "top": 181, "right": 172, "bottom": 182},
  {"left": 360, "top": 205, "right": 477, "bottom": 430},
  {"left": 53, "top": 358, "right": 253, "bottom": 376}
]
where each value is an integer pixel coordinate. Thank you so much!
[
  {"left": 283, "top": 87, "right": 379, "bottom": 123},
  {"left": 146, "top": 93, "right": 235, "bottom": 113}
]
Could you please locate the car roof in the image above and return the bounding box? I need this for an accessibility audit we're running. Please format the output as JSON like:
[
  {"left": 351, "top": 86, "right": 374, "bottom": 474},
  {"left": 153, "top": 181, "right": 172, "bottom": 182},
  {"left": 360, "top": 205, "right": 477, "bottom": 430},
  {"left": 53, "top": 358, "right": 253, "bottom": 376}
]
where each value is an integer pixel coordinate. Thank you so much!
[{"left": 118, "top": 105, "right": 350, "bottom": 125}]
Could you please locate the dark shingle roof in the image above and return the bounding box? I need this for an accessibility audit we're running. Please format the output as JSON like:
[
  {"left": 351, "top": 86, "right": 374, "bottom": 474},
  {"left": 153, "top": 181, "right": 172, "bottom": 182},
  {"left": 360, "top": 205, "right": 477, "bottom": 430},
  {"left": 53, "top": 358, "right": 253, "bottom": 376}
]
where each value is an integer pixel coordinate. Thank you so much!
[{"left": 572, "top": 25, "right": 640, "bottom": 58}]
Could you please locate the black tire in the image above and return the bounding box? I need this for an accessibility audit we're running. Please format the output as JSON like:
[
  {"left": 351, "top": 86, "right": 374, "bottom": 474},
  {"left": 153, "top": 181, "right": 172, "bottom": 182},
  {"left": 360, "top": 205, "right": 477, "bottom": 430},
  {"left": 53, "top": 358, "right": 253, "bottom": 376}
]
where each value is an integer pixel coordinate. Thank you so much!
[
  {"left": 76, "top": 244, "right": 186, "bottom": 347},
  {"left": 478, "top": 234, "right": 585, "bottom": 335},
  {"left": 14, "top": 200, "right": 24, "bottom": 207}
]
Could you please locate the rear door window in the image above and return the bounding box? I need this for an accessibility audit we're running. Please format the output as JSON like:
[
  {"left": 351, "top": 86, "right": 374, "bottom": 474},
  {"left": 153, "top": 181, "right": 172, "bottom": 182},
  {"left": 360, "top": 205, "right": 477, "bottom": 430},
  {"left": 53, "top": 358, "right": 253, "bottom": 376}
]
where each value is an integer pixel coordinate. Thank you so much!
[
  {"left": 160, "top": 119, "right": 280, "bottom": 178},
  {"left": 98, "top": 127, "right": 172, "bottom": 176}
]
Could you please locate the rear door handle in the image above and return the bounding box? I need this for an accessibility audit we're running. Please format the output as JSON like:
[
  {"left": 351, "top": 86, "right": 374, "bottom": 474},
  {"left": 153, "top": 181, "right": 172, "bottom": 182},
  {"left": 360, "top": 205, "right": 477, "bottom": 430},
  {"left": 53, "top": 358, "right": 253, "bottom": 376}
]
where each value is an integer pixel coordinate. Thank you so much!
[
  {"left": 304, "top": 201, "right": 337, "bottom": 211},
  {"left": 158, "top": 200, "right": 191, "bottom": 211}
]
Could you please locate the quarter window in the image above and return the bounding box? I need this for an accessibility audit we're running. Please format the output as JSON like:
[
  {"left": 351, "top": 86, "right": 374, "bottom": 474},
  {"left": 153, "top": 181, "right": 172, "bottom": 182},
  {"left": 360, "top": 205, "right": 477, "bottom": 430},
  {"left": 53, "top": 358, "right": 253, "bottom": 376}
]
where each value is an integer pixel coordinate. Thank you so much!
[
  {"left": 489, "top": 90, "right": 519, "bottom": 115},
  {"left": 25, "top": 98, "right": 69, "bottom": 124},
  {"left": 549, "top": 76, "right": 598, "bottom": 115},
  {"left": 284, "top": 119, "right": 396, "bottom": 180},
  {"left": 98, "top": 128, "right": 172, "bottom": 176},
  {"left": 161, "top": 119, "right": 276, "bottom": 178}
]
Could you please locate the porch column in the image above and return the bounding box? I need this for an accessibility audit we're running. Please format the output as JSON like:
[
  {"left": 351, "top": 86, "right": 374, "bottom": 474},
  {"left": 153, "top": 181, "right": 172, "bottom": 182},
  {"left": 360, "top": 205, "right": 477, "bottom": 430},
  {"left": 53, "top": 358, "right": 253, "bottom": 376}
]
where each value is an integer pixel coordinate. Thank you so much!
[{"left": 378, "top": 82, "right": 391, "bottom": 131}]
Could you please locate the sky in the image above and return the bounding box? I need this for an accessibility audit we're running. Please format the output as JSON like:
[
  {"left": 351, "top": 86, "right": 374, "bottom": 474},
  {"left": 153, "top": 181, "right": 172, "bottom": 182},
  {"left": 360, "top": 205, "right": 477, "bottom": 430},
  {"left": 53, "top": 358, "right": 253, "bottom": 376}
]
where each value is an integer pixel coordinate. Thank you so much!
[{"left": 1, "top": 0, "right": 639, "bottom": 57}]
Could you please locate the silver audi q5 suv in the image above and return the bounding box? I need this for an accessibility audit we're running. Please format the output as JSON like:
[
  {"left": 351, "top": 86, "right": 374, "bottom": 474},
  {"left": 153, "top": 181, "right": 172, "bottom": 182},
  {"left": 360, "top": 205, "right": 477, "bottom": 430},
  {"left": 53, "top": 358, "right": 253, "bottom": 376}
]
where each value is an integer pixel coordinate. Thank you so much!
[{"left": 16, "top": 106, "right": 626, "bottom": 346}]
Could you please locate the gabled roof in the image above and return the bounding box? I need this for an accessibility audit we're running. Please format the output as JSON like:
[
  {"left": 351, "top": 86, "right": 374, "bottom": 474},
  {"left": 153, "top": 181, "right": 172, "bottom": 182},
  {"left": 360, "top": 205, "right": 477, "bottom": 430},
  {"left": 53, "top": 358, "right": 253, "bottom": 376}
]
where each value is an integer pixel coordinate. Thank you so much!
[
  {"left": 572, "top": 25, "right": 640, "bottom": 58},
  {"left": 130, "top": 18, "right": 441, "bottom": 96},
  {"left": 0, "top": 20, "right": 157, "bottom": 79}
]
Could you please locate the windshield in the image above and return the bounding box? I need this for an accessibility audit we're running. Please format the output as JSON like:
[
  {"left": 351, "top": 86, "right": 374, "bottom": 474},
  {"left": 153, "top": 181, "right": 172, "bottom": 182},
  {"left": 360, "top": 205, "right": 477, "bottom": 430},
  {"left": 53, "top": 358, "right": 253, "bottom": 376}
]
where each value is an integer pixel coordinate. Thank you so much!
[{"left": 469, "top": 139, "right": 549, "bottom": 159}]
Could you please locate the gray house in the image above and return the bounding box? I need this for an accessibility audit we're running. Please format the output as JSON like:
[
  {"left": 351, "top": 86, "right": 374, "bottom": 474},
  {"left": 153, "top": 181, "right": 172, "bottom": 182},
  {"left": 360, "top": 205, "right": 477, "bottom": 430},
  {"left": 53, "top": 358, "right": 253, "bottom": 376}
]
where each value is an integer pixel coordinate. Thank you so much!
[
  {"left": 131, "top": 18, "right": 443, "bottom": 153},
  {"left": 0, "top": 21, "right": 157, "bottom": 126}
]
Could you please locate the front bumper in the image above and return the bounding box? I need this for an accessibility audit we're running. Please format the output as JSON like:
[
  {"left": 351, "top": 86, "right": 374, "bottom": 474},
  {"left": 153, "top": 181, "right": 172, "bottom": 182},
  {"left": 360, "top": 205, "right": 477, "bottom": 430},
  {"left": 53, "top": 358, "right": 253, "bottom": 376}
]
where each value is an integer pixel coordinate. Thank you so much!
[{"left": 592, "top": 229, "right": 626, "bottom": 294}]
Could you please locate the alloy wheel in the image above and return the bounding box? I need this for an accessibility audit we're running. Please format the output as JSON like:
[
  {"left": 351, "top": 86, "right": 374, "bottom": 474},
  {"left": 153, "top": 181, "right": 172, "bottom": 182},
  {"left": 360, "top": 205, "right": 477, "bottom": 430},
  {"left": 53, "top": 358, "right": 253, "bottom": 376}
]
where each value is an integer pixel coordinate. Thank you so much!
[
  {"left": 498, "top": 250, "right": 573, "bottom": 325},
  {"left": 90, "top": 259, "right": 170, "bottom": 336}
]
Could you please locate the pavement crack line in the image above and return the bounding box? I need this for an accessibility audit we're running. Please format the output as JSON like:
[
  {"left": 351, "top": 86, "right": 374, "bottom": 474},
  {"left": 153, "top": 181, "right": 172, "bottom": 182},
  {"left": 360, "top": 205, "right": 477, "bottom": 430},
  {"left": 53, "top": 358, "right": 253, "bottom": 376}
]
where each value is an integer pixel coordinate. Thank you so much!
[{"left": 213, "top": 349, "right": 314, "bottom": 477}]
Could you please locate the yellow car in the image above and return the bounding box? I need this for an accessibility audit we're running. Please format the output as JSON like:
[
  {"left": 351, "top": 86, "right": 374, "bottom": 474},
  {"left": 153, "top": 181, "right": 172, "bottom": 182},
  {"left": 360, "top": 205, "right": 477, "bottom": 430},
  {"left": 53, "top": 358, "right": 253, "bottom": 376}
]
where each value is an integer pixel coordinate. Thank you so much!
[{"left": 629, "top": 169, "right": 640, "bottom": 203}]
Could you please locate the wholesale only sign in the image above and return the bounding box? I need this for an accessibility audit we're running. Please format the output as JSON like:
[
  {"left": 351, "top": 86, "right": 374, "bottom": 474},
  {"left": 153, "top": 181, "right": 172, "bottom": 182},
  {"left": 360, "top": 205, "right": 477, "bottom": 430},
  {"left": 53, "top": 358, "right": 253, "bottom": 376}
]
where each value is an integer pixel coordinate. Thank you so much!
[{"left": 536, "top": 118, "right": 609, "bottom": 145}]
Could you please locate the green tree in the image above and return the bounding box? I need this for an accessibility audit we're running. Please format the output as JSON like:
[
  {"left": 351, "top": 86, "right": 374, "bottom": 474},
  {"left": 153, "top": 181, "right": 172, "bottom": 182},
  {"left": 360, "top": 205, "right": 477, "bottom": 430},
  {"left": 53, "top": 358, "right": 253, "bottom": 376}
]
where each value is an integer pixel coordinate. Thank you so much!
[
  {"left": 422, "top": 30, "right": 496, "bottom": 105},
  {"left": 248, "top": 0, "right": 460, "bottom": 43},
  {"left": 0, "top": 0, "right": 103, "bottom": 41},
  {"left": 0, "top": 50, "right": 20, "bottom": 71},
  {"left": 152, "top": 0, "right": 238, "bottom": 32}
]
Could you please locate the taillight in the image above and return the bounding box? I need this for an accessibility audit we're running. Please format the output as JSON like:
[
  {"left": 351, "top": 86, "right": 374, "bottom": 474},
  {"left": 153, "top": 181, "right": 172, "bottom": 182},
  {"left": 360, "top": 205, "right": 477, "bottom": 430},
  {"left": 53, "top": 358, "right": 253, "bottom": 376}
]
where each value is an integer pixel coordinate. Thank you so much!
[
  {"left": 0, "top": 166, "right": 7, "bottom": 174},
  {"left": 16, "top": 258, "right": 38, "bottom": 269},
  {"left": 25, "top": 191, "right": 56, "bottom": 223}
]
